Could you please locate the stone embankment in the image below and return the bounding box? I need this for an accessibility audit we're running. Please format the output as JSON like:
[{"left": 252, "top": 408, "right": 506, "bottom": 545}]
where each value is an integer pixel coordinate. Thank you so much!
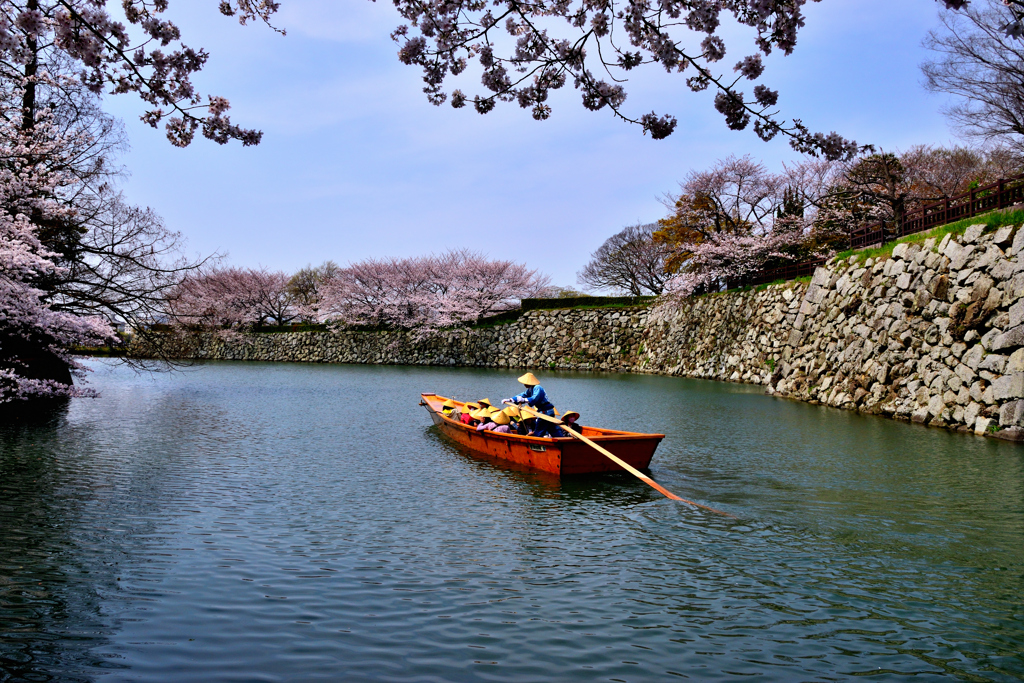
[
  {"left": 137, "top": 222, "right": 1024, "bottom": 441},
  {"left": 141, "top": 307, "right": 650, "bottom": 373}
]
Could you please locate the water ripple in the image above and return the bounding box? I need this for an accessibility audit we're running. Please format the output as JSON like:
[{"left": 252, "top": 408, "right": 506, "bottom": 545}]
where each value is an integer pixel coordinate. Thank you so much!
[{"left": 1, "top": 361, "right": 1023, "bottom": 682}]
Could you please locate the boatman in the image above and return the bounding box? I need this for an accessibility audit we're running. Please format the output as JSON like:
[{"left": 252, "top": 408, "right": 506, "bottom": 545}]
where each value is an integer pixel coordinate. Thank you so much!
[{"left": 504, "top": 372, "right": 556, "bottom": 423}]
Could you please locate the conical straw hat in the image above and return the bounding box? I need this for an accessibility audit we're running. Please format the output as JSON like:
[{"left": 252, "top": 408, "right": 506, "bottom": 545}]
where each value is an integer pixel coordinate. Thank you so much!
[
  {"left": 502, "top": 405, "right": 521, "bottom": 418},
  {"left": 442, "top": 399, "right": 456, "bottom": 409},
  {"left": 470, "top": 408, "right": 488, "bottom": 420},
  {"left": 517, "top": 372, "right": 539, "bottom": 385},
  {"left": 491, "top": 411, "right": 511, "bottom": 425},
  {"left": 562, "top": 411, "right": 580, "bottom": 422},
  {"left": 477, "top": 398, "right": 493, "bottom": 407}
]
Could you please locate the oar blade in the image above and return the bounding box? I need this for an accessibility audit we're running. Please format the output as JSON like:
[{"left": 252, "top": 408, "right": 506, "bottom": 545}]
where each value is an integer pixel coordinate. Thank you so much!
[{"left": 515, "top": 405, "right": 730, "bottom": 515}]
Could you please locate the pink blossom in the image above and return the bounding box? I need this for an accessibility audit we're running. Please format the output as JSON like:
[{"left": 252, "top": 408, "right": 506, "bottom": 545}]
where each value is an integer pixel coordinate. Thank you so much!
[
  {"left": 168, "top": 267, "right": 295, "bottom": 329},
  {"left": 319, "top": 250, "right": 550, "bottom": 333}
]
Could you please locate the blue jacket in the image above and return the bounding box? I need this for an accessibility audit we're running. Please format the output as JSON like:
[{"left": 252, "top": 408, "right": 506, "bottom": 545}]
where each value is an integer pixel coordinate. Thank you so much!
[
  {"left": 513, "top": 385, "right": 554, "bottom": 411},
  {"left": 530, "top": 421, "right": 565, "bottom": 438}
]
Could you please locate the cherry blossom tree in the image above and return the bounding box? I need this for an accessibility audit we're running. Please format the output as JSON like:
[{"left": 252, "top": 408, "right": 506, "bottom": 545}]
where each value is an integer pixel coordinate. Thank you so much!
[
  {"left": 392, "top": 0, "right": 869, "bottom": 158},
  {"left": 320, "top": 250, "right": 550, "bottom": 331},
  {"left": 658, "top": 221, "right": 812, "bottom": 298},
  {"left": 652, "top": 143, "right": 1024, "bottom": 301},
  {"left": 937, "top": 0, "right": 1024, "bottom": 40},
  {"left": 902, "top": 144, "right": 1023, "bottom": 198},
  {"left": 287, "top": 261, "right": 341, "bottom": 323},
  {"left": 0, "top": 0, "right": 996, "bottom": 157},
  {"left": 653, "top": 155, "right": 790, "bottom": 273},
  {"left": 0, "top": 0, "right": 270, "bottom": 148},
  {"left": 0, "top": 8, "right": 217, "bottom": 406},
  {"left": 168, "top": 267, "right": 295, "bottom": 329},
  {"left": 0, "top": 115, "right": 115, "bottom": 404}
]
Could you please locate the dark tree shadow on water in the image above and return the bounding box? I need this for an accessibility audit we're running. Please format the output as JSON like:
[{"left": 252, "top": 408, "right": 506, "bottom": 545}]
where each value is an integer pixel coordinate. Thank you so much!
[
  {"left": 0, "top": 409, "right": 127, "bottom": 683},
  {"left": 1, "top": 396, "right": 70, "bottom": 428}
]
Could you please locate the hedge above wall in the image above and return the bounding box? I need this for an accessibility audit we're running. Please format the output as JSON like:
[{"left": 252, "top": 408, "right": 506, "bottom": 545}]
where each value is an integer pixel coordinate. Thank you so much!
[{"left": 521, "top": 295, "right": 656, "bottom": 311}]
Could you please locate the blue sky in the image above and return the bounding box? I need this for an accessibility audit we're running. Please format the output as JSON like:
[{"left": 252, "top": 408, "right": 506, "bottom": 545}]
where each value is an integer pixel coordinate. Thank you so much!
[{"left": 105, "top": 0, "right": 956, "bottom": 288}]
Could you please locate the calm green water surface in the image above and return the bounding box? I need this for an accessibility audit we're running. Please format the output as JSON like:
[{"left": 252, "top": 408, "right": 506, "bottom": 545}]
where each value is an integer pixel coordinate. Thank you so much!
[{"left": 2, "top": 360, "right": 1023, "bottom": 682}]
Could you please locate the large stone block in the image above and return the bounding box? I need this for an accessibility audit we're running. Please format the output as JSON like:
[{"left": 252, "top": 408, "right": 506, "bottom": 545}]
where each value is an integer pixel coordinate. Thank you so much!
[
  {"left": 992, "top": 325, "right": 1024, "bottom": 352},
  {"left": 951, "top": 245, "right": 975, "bottom": 271},
  {"left": 1000, "top": 399, "right": 1024, "bottom": 426},
  {"left": 979, "top": 354, "right": 1006, "bottom": 374},
  {"left": 942, "top": 236, "right": 961, "bottom": 260},
  {"left": 963, "top": 343, "right": 984, "bottom": 370},
  {"left": 1010, "top": 300, "right": 1024, "bottom": 329},
  {"left": 994, "top": 225, "right": 1014, "bottom": 247},
  {"left": 964, "top": 223, "right": 985, "bottom": 244},
  {"left": 1014, "top": 225, "right": 1024, "bottom": 255},
  {"left": 929, "top": 274, "right": 949, "bottom": 300},
  {"left": 975, "top": 416, "right": 993, "bottom": 435},
  {"left": 955, "top": 362, "right": 978, "bottom": 385},
  {"left": 992, "top": 372, "right": 1024, "bottom": 401},
  {"left": 965, "top": 401, "right": 982, "bottom": 426},
  {"left": 1007, "top": 348, "right": 1024, "bottom": 374}
]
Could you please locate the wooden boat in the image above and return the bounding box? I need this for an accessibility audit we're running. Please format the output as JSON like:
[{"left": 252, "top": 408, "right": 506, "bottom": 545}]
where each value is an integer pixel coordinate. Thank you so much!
[{"left": 420, "top": 393, "right": 665, "bottom": 476}]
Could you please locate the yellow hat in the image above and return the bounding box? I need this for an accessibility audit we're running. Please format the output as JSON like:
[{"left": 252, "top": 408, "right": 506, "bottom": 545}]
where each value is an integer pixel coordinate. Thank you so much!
[
  {"left": 562, "top": 411, "right": 580, "bottom": 422},
  {"left": 502, "top": 405, "right": 521, "bottom": 418},
  {"left": 464, "top": 402, "right": 479, "bottom": 412},
  {"left": 486, "top": 406, "right": 500, "bottom": 415},
  {"left": 471, "top": 408, "right": 491, "bottom": 420},
  {"left": 492, "top": 411, "right": 511, "bottom": 425},
  {"left": 477, "top": 398, "right": 493, "bottom": 407},
  {"left": 517, "top": 372, "right": 540, "bottom": 385},
  {"left": 442, "top": 399, "right": 456, "bottom": 409}
]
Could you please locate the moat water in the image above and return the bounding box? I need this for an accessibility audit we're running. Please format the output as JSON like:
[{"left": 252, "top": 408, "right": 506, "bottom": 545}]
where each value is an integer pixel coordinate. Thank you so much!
[{"left": 1, "top": 360, "right": 1023, "bottom": 682}]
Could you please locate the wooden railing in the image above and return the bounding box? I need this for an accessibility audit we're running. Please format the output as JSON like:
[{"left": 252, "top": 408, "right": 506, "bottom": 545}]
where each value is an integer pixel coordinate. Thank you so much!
[
  {"left": 733, "top": 172, "right": 1024, "bottom": 288},
  {"left": 736, "top": 257, "right": 826, "bottom": 288},
  {"left": 849, "top": 172, "right": 1024, "bottom": 249}
]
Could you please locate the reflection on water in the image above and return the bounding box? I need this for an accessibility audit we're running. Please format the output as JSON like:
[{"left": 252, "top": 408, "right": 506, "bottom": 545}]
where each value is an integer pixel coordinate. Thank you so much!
[{"left": 1, "top": 360, "right": 1023, "bottom": 682}]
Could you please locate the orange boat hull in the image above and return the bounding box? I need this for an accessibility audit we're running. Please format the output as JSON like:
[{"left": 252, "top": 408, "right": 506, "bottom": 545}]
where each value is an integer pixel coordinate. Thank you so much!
[{"left": 420, "top": 393, "right": 665, "bottom": 476}]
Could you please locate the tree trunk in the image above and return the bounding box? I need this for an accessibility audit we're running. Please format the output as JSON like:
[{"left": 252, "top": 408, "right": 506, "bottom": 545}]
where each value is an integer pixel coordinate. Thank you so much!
[{"left": 21, "top": 0, "right": 39, "bottom": 132}]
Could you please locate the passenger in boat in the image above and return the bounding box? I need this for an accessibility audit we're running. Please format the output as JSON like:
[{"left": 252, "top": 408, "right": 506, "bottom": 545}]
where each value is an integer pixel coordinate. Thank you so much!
[
  {"left": 461, "top": 403, "right": 480, "bottom": 426},
  {"left": 502, "top": 405, "right": 527, "bottom": 435},
  {"left": 517, "top": 413, "right": 535, "bottom": 435},
  {"left": 474, "top": 408, "right": 497, "bottom": 431},
  {"left": 508, "top": 403, "right": 553, "bottom": 437},
  {"left": 505, "top": 372, "right": 557, "bottom": 421},
  {"left": 561, "top": 411, "right": 582, "bottom": 434},
  {"left": 489, "top": 410, "right": 513, "bottom": 433},
  {"left": 441, "top": 399, "right": 459, "bottom": 419},
  {"left": 476, "top": 408, "right": 510, "bottom": 433},
  {"left": 514, "top": 405, "right": 555, "bottom": 438}
]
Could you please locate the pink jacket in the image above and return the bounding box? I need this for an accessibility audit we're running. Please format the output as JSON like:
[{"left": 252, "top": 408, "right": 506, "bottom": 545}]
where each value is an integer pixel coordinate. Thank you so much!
[{"left": 476, "top": 422, "right": 511, "bottom": 433}]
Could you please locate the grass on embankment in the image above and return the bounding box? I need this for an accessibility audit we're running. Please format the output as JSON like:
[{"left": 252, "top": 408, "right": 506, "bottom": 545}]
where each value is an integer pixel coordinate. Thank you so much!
[{"left": 833, "top": 208, "right": 1024, "bottom": 265}]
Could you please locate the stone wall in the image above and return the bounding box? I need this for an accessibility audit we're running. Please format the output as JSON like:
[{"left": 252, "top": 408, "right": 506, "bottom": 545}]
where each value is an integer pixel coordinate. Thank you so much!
[
  {"left": 138, "top": 307, "right": 651, "bottom": 373},
  {"left": 768, "top": 223, "right": 1024, "bottom": 440},
  {"left": 135, "top": 222, "right": 1024, "bottom": 441},
  {"left": 638, "top": 222, "right": 1024, "bottom": 440}
]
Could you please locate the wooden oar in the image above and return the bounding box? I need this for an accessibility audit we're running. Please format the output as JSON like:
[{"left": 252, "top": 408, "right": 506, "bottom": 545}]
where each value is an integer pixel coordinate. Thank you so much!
[{"left": 516, "top": 404, "right": 731, "bottom": 516}]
